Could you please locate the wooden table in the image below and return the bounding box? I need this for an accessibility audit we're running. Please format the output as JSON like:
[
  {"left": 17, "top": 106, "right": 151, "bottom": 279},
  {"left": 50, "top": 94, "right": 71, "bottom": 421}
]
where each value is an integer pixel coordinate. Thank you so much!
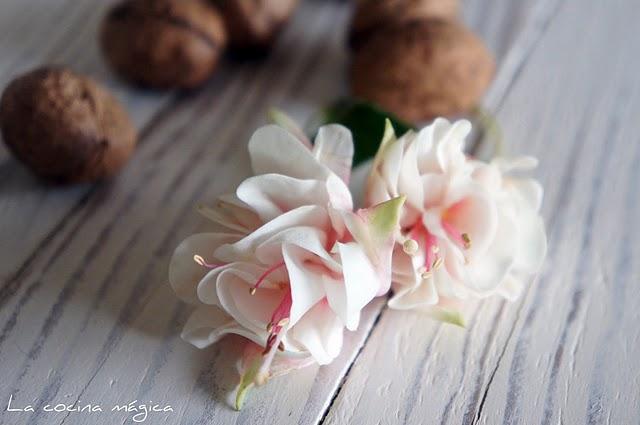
[{"left": 1, "top": 0, "right": 638, "bottom": 424}]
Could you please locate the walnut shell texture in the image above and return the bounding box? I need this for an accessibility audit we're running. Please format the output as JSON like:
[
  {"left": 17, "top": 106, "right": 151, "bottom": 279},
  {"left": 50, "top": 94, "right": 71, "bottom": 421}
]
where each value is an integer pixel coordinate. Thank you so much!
[
  {"left": 0, "top": 67, "right": 137, "bottom": 183},
  {"left": 351, "top": 19, "right": 495, "bottom": 123},
  {"left": 101, "top": 0, "right": 227, "bottom": 89},
  {"left": 216, "top": 0, "right": 299, "bottom": 52},
  {"left": 349, "top": 0, "right": 460, "bottom": 50}
]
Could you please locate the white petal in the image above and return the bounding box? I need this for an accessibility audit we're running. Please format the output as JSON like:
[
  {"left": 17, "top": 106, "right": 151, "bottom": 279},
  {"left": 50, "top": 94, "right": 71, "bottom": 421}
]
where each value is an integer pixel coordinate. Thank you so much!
[
  {"left": 513, "top": 210, "right": 547, "bottom": 273},
  {"left": 326, "top": 173, "right": 354, "bottom": 211},
  {"left": 313, "top": 124, "right": 354, "bottom": 184},
  {"left": 248, "top": 125, "right": 329, "bottom": 180},
  {"left": 214, "top": 205, "right": 329, "bottom": 263},
  {"left": 282, "top": 243, "right": 328, "bottom": 326},
  {"left": 216, "top": 263, "right": 287, "bottom": 334},
  {"left": 169, "top": 233, "right": 239, "bottom": 304},
  {"left": 236, "top": 174, "right": 329, "bottom": 222},
  {"left": 198, "top": 195, "right": 261, "bottom": 233},
  {"left": 439, "top": 185, "right": 498, "bottom": 260},
  {"left": 421, "top": 174, "right": 447, "bottom": 209},
  {"left": 492, "top": 156, "right": 538, "bottom": 173},
  {"left": 333, "top": 242, "right": 381, "bottom": 330},
  {"left": 465, "top": 210, "right": 518, "bottom": 293},
  {"left": 181, "top": 305, "right": 264, "bottom": 349},
  {"left": 254, "top": 226, "right": 331, "bottom": 266},
  {"left": 289, "top": 302, "right": 343, "bottom": 365},
  {"left": 398, "top": 139, "right": 424, "bottom": 209},
  {"left": 471, "top": 163, "right": 502, "bottom": 193},
  {"left": 509, "top": 178, "right": 544, "bottom": 211},
  {"left": 436, "top": 120, "right": 470, "bottom": 174},
  {"left": 389, "top": 277, "right": 438, "bottom": 310},
  {"left": 379, "top": 135, "right": 405, "bottom": 197},
  {"left": 365, "top": 169, "right": 392, "bottom": 207}
]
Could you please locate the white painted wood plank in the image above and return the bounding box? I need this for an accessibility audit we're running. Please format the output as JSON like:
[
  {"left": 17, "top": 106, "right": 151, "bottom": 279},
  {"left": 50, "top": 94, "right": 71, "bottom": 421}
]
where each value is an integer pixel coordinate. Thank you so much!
[
  {"left": 0, "top": 0, "right": 174, "bottom": 285},
  {"left": 0, "top": 2, "right": 365, "bottom": 424},
  {"left": 0, "top": 0, "right": 553, "bottom": 424},
  {"left": 323, "top": 0, "right": 640, "bottom": 424}
]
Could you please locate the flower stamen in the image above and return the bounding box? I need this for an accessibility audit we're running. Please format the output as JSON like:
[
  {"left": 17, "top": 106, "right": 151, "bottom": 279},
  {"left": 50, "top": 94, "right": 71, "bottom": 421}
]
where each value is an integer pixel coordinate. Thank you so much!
[
  {"left": 250, "top": 261, "right": 286, "bottom": 295},
  {"left": 403, "top": 239, "right": 419, "bottom": 255},
  {"left": 442, "top": 221, "right": 472, "bottom": 250},
  {"left": 193, "top": 254, "right": 223, "bottom": 269}
]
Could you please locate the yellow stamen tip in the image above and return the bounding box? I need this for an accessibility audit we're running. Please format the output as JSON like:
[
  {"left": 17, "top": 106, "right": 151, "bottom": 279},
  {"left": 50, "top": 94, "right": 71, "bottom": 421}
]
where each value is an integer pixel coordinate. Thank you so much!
[
  {"left": 277, "top": 318, "right": 290, "bottom": 328},
  {"left": 462, "top": 233, "right": 472, "bottom": 249},
  {"left": 193, "top": 255, "right": 205, "bottom": 266},
  {"left": 432, "top": 257, "right": 444, "bottom": 270},
  {"left": 266, "top": 323, "right": 273, "bottom": 333},
  {"left": 249, "top": 287, "right": 257, "bottom": 295}
]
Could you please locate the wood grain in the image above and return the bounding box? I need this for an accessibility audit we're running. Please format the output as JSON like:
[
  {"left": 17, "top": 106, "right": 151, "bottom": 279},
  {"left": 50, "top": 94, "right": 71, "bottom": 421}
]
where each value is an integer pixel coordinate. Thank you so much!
[
  {"left": 322, "top": 1, "right": 640, "bottom": 424},
  {"left": 0, "top": 0, "right": 172, "bottom": 285},
  {"left": 0, "top": 1, "right": 357, "bottom": 424},
  {"left": 2, "top": 0, "right": 634, "bottom": 424}
]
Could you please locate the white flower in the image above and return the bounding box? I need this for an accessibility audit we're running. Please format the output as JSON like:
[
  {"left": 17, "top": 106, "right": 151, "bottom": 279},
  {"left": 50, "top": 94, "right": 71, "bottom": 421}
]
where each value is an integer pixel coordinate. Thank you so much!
[
  {"left": 169, "top": 123, "right": 404, "bottom": 408},
  {"left": 367, "top": 118, "right": 547, "bottom": 324}
]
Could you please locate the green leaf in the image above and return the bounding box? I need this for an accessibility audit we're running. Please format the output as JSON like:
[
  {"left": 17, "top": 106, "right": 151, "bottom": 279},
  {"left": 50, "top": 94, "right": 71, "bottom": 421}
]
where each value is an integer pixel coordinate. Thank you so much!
[{"left": 312, "top": 99, "right": 415, "bottom": 165}]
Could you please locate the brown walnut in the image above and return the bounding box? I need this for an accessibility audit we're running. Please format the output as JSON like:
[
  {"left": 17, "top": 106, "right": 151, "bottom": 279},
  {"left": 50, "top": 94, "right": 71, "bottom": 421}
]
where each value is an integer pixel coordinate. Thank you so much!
[
  {"left": 215, "top": 0, "right": 299, "bottom": 52},
  {"left": 349, "top": 0, "right": 460, "bottom": 50},
  {"left": 0, "top": 67, "right": 137, "bottom": 183},
  {"left": 100, "top": 0, "right": 227, "bottom": 89},
  {"left": 350, "top": 19, "right": 495, "bottom": 123}
]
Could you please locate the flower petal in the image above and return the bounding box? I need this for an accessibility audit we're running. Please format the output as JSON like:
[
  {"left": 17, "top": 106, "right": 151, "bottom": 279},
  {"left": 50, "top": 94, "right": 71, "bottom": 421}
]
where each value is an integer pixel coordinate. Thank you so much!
[
  {"left": 237, "top": 174, "right": 329, "bottom": 222},
  {"left": 340, "top": 196, "right": 405, "bottom": 296},
  {"left": 513, "top": 209, "right": 547, "bottom": 273},
  {"left": 169, "top": 233, "right": 239, "bottom": 304},
  {"left": 214, "top": 205, "right": 329, "bottom": 263},
  {"left": 248, "top": 125, "right": 329, "bottom": 180},
  {"left": 313, "top": 124, "right": 354, "bottom": 184},
  {"left": 181, "top": 305, "right": 264, "bottom": 349},
  {"left": 510, "top": 178, "right": 544, "bottom": 211},
  {"left": 268, "top": 109, "right": 312, "bottom": 148},
  {"left": 282, "top": 243, "right": 328, "bottom": 326},
  {"left": 216, "top": 263, "right": 287, "bottom": 334},
  {"left": 389, "top": 276, "right": 438, "bottom": 310},
  {"left": 289, "top": 301, "right": 343, "bottom": 365},
  {"left": 197, "top": 195, "right": 262, "bottom": 233},
  {"left": 333, "top": 242, "right": 382, "bottom": 330},
  {"left": 464, "top": 209, "right": 518, "bottom": 293}
]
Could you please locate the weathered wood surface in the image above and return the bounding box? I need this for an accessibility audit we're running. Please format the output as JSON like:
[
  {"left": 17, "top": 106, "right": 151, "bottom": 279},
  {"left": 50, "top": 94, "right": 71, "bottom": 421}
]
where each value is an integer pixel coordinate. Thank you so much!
[
  {"left": 1, "top": 0, "right": 636, "bottom": 424},
  {"left": 324, "top": 0, "right": 640, "bottom": 424}
]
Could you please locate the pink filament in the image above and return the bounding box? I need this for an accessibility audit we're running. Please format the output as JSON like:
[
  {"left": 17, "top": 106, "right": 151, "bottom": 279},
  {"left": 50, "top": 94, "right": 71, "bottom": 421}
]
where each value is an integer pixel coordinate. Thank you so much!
[
  {"left": 408, "top": 222, "right": 440, "bottom": 271},
  {"left": 264, "top": 289, "right": 292, "bottom": 354},
  {"left": 253, "top": 261, "right": 286, "bottom": 291},
  {"left": 442, "top": 221, "right": 468, "bottom": 249}
]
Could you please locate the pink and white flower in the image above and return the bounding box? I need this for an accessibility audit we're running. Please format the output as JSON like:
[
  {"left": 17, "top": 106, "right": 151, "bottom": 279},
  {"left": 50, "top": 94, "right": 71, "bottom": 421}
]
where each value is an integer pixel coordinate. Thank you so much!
[
  {"left": 367, "top": 118, "right": 547, "bottom": 325},
  {"left": 169, "top": 123, "right": 404, "bottom": 408}
]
